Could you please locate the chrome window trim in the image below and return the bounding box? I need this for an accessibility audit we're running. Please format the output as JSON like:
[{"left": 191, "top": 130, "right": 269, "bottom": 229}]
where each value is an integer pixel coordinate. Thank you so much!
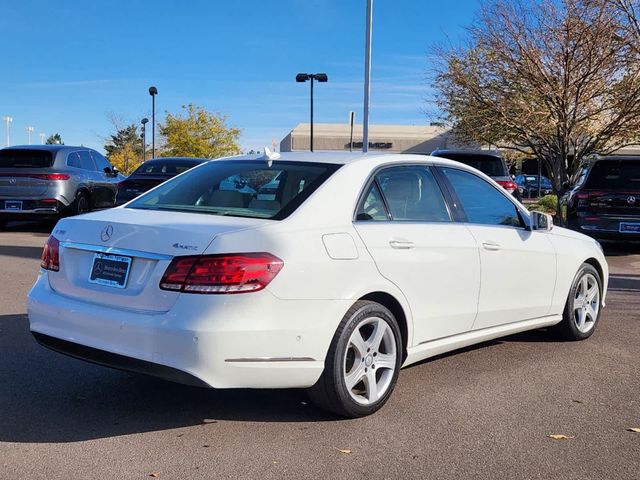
[{"left": 60, "top": 241, "right": 173, "bottom": 260}]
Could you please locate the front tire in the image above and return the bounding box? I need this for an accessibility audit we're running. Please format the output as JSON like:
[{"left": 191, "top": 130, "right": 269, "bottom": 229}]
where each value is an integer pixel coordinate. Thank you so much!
[
  {"left": 554, "top": 263, "right": 602, "bottom": 341},
  {"left": 307, "top": 300, "right": 402, "bottom": 418}
]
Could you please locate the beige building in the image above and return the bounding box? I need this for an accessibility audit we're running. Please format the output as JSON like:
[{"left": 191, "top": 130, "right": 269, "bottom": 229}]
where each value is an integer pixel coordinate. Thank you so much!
[{"left": 280, "top": 123, "right": 469, "bottom": 153}]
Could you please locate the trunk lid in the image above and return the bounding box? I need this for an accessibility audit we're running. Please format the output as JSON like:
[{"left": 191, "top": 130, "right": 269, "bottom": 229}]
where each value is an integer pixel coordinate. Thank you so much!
[
  {"left": 48, "top": 207, "right": 270, "bottom": 312},
  {"left": 578, "top": 190, "right": 640, "bottom": 216},
  {"left": 0, "top": 171, "right": 51, "bottom": 197}
]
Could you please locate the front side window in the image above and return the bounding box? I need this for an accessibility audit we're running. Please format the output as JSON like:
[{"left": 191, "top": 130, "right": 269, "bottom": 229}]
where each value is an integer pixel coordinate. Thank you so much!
[
  {"left": 357, "top": 166, "right": 451, "bottom": 222},
  {"left": 441, "top": 167, "right": 523, "bottom": 227},
  {"left": 128, "top": 160, "right": 340, "bottom": 220},
  {"left": 134, "top": 161, "right": 198, "bottom": 175}
]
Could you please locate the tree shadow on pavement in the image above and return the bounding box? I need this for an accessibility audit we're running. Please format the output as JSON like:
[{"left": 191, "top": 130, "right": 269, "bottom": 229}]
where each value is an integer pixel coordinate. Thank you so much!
[
  {"left": 0, "top": 245, "right": 44, "bottom": 260},
  {"left": 1, "top": 221, "right": 53, "bottom": 236},
  {"left": 0, "top": 314, "right": 338, "bottom": 444}
]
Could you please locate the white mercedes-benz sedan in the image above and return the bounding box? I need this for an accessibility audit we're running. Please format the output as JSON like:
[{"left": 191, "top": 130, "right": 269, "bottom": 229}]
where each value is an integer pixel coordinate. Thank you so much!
[{"left": 28, "top": 152, "right": 608, "bottom": 417}]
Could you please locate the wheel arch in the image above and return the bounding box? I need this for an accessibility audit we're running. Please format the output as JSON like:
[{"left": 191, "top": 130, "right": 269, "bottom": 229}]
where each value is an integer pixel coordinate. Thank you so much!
[
  {"left": 358, "top": 291, "right": 409, "bottom": 362},
  {"left": 584, "top": 257, "right": 604, "bottom": 284}
]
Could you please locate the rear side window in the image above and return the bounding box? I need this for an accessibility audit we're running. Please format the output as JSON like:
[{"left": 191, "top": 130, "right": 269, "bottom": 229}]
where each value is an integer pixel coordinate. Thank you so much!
[
  {"left": 78, "top": 151, "right": 97, "bottom": 171},
  {"left": 585, "top": 160, "right": 640, "bottom": 190},
  {"left": 357, "top": 166, "right": 451, "bottom": 222},
  {"left": 67, "top": 152, "right": 82, "bottom": 168},
  {"left": 0, "top": 149, "right": 54, "bottom": 168},
  {"left": 441, "top": 167, "right": 522, "bottom": 227},
  {"left": 128, "top": 160, "right": 341, "bottom": 220}
]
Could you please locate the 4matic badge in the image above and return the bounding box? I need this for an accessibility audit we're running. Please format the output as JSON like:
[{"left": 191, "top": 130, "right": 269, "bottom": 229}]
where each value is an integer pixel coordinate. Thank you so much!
[{"left": 172, "top": 243, "right": 198, "bottom": 251}]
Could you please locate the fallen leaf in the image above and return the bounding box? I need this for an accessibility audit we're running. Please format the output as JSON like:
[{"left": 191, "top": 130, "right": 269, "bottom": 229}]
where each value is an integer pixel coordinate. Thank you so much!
[
  {"left": 548, "top": 434, "right": 573, "bottom": 440},
  {"left": 337, "top": 448, "right": 352, "bottom": 454},
  {"left": 627, "top": 428, "right": 640, "bottom": 433},
  {"left": 571, "top": 400, "right": 584, "bottom": 404},
  {"left": 272, "top": 461, "right": 279, "bottom": 464},
  {"left": 149, "top": 473, "right": 160, "bottom": 478},
  {"left": 203, "top": 444, "right": 210, "bottom": 448}
]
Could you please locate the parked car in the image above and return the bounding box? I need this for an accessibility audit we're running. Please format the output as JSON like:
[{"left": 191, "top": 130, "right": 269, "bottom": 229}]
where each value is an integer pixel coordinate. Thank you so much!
[
  {"left": 430, "top": 149, "right": 521, "bottom": 200},
  {"left": 0, "top": 145, "right": 122, "bottom": 228},
  {"left": 116, "top": 157, "right": 207, "bottom": 206},
  {"left": 566, "top": 156, "right": 640, "bottom": 240},
  {"left": 29, "top": 152, "right": 607, "bottom": 418},
  {"left": 515, "top": 174, "right": 554, "bottom": 198}
]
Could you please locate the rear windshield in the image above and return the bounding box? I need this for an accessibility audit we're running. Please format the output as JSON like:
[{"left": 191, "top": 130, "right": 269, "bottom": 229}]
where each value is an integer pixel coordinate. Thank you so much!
[
  {"left": 0, "top": 149, "right": 54, "bottom": 168},
  {"left": 432, "top": 153, "right": 507, "bottom": 177},
  {"left": 133, "top": 161, "right": 200, "bottom": 175},
  {"left": 585, "top": 160, "right": 640, "bottom": 190},
  {"left": 128, "top": 160, "right": 341, "bottom": 220}
]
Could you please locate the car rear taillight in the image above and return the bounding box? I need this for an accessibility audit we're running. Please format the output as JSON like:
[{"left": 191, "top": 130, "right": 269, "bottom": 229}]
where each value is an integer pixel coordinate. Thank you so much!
[
  {"left": 160, "top": 253, "right": 283, "bottom": 294},
  {"left": 40, "top": 235, "right": 60, "bottom": 272},
  {"left": 0, "top": 173, "right": 69, "bottom": 180},
  {"left": 496, "top": 180, "right": 517, "bottom": 193}
]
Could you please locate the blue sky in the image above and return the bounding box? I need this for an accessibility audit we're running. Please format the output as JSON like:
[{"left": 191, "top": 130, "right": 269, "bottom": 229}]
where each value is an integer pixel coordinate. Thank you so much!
[{"left": 0, "top": 0, "right": 478, "bottom": 152}]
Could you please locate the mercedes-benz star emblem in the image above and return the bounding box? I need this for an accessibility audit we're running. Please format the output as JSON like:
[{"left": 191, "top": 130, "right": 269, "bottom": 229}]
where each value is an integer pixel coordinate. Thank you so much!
[
  {"left": 627, "top": 196, "right": 637, "bottom": 205},
  {"left": 100, "top": 225, "right": 114, "bottom": 242},
  {"left": 9, "top": 178, "right": 16, "bottom": 185}
]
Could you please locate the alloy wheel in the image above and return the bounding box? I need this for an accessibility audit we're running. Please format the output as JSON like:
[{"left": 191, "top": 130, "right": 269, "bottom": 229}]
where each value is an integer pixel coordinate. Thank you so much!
[
  {"left": 573, "top": 273, "right": 600, "bottom": 334},
  {"left": 343, "top": 316, "right": 397, "bottom": 405}
]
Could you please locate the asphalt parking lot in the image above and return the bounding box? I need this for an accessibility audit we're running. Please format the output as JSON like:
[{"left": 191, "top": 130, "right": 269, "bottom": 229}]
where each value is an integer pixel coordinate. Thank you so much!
[{"left": 0, "top": 222, "right": 638, "bottom": 480}]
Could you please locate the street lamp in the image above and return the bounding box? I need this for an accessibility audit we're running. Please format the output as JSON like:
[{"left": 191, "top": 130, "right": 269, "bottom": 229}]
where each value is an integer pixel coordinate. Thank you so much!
[
  {"left": 39, "top": 133, "right": 46, "bottom": 144},
  {"left": 26, "top": 126, "right": 34, "bottom": 145},
  {"left": 362, "top": 0, "right": 373, "bottom": 153},
  {"left": 2, "top": 116, "right": 12, "bottom": 146},
  {"left": 148, "top": 86, "right": 158, "bottom": 158},
  {"left": 141, "top": 118, "right": 149, "bottom": 162},
  {"left": 296, "top": 73, "right": 328, "bottom": 152}
]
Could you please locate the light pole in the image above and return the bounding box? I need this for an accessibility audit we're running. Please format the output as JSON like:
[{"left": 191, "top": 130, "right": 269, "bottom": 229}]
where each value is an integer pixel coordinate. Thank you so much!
[
  {"left": 348, "top": 111, "right": 356, "bottom": 152},
  {"left": 148, "top": 86, "right": 157, "bottom": 158},
  {"left": 26, "top": 126, "right": 34, "bottom": 145},
  {"left": 362, "top": 0, "right": 373, "bottom": 153},
  {"left": 141, "top": 117, "right": 148, "bottom": 162},
  {"left": 39, "top": 133, "right": 46, "bottom": 144},
  {"left": 296, "top": 73, "right": 328, "bottom": 152},
  {"left": 2, "top": 116, "right": 12, "bottom": 146}
]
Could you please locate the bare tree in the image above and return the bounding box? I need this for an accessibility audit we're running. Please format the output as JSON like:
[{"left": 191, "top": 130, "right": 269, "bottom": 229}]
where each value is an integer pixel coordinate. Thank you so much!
[{"left": 434, "top": 0, "right": 640, "bottom": 217}]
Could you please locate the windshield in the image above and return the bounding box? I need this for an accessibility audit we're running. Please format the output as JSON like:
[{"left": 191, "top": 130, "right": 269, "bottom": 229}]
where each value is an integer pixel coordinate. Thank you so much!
[
  {"left": 433, "top": 153, "right": 507, "bottom": 177},
  {"left": 133, "top": 160, "right": 201, "bottom": 175},
  {"left": 0, "top": 149, "right": 54, "bottom": 168},
  {"left": 128, "top": 160, "right": 341, "bottom": 220},
  {"left": 585, "top": 160, "right": 640, "bottom": 190}
]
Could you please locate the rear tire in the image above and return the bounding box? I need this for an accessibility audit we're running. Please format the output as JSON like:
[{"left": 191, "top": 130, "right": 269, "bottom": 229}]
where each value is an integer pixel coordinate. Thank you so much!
[
  {"left": 68, "top": 191, "right": 90, "bottom": 217},
  {"left": 553, "top": 263, "right": 602, "bottom": 341},
  {"left": 307, "top": 300, "right": 402, "bottom": 418}
]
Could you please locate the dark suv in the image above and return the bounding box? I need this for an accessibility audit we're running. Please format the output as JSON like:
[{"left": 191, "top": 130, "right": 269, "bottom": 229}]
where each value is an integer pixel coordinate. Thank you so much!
[
  {"left": 0, "top": 145, "right": 123, "bottom": 227},
  {"left": 430, "top": 149, "right": 520, "bottom": 200},
  {"left": 566, "top": 156, "right": 640, "bottom": 240}
]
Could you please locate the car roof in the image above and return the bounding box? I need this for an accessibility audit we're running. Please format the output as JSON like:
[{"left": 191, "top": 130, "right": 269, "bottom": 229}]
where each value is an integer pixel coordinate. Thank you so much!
[
  {"left": 0, "top": 145, "right": 90, "bottom": 153},
  {"left": 213, "top": 152, "right": 501, "bottom": 173},
  {"left": 430, "top": 149, "right": 503, "bottom": 159},
  {"left": 142, "top": 157, "right": 207, "bottom": 163}
]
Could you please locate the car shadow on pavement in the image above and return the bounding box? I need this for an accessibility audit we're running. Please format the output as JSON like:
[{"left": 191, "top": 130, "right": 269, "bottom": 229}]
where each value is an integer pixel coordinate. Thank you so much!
[
  {"left": 0, "top": 245, "right": 44, "bottom": 260},
  {"left": 0, "top": 314, "right": 338, "bottom": 444},
  {"left": 1, "top": 221, "right": 53, "bottom": 236}
]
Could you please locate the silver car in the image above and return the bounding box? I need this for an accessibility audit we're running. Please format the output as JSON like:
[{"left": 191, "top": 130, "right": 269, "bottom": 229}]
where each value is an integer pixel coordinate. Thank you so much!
[{"left": 0, "top": 145, "right": 123, "bottom": 228}]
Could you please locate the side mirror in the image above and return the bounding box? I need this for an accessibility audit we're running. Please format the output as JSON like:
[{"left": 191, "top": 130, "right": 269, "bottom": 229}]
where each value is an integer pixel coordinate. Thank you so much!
[{"left": 531, "top": 211, "right": 553, "bottom": 231}]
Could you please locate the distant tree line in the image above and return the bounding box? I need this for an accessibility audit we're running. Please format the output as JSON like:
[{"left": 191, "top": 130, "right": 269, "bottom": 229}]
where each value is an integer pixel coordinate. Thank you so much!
[{"left": 104, "top": 104, "right": 241, "bottom": 175}]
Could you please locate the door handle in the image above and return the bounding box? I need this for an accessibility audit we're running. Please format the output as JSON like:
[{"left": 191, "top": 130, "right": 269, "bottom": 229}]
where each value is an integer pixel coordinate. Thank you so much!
[
  {"left": 482, "top": 241, "right": 501, "bottom": 251},
  {"left": 389, "top": 239, "right": 415, "bottom": 249}
]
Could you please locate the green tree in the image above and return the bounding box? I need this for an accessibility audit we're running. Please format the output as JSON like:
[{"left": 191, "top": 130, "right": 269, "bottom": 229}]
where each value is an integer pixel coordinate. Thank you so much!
[
  {"left": 104, "top": 125, "right": 143, "bottom": 175},
  {"left": 45, "top": 133, "right": 63, "bottom": 145},
  {"left": 159, "top": 104, "right": 241, "bottom": 158},
  {"left": 433, "top": 0, "right": 640, "bottom": 219}
]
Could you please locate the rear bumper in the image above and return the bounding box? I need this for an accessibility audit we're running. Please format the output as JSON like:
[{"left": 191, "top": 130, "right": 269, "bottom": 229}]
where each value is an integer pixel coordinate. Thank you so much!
[
  {"left": 0, "top": 198, "right": 66, "bottom": 217},
  {"left": 569, "top": 215, "right": 640, "bottom": 240},
  {"left": 27, "top": 272, "right": 349, "bottom": 389}
]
